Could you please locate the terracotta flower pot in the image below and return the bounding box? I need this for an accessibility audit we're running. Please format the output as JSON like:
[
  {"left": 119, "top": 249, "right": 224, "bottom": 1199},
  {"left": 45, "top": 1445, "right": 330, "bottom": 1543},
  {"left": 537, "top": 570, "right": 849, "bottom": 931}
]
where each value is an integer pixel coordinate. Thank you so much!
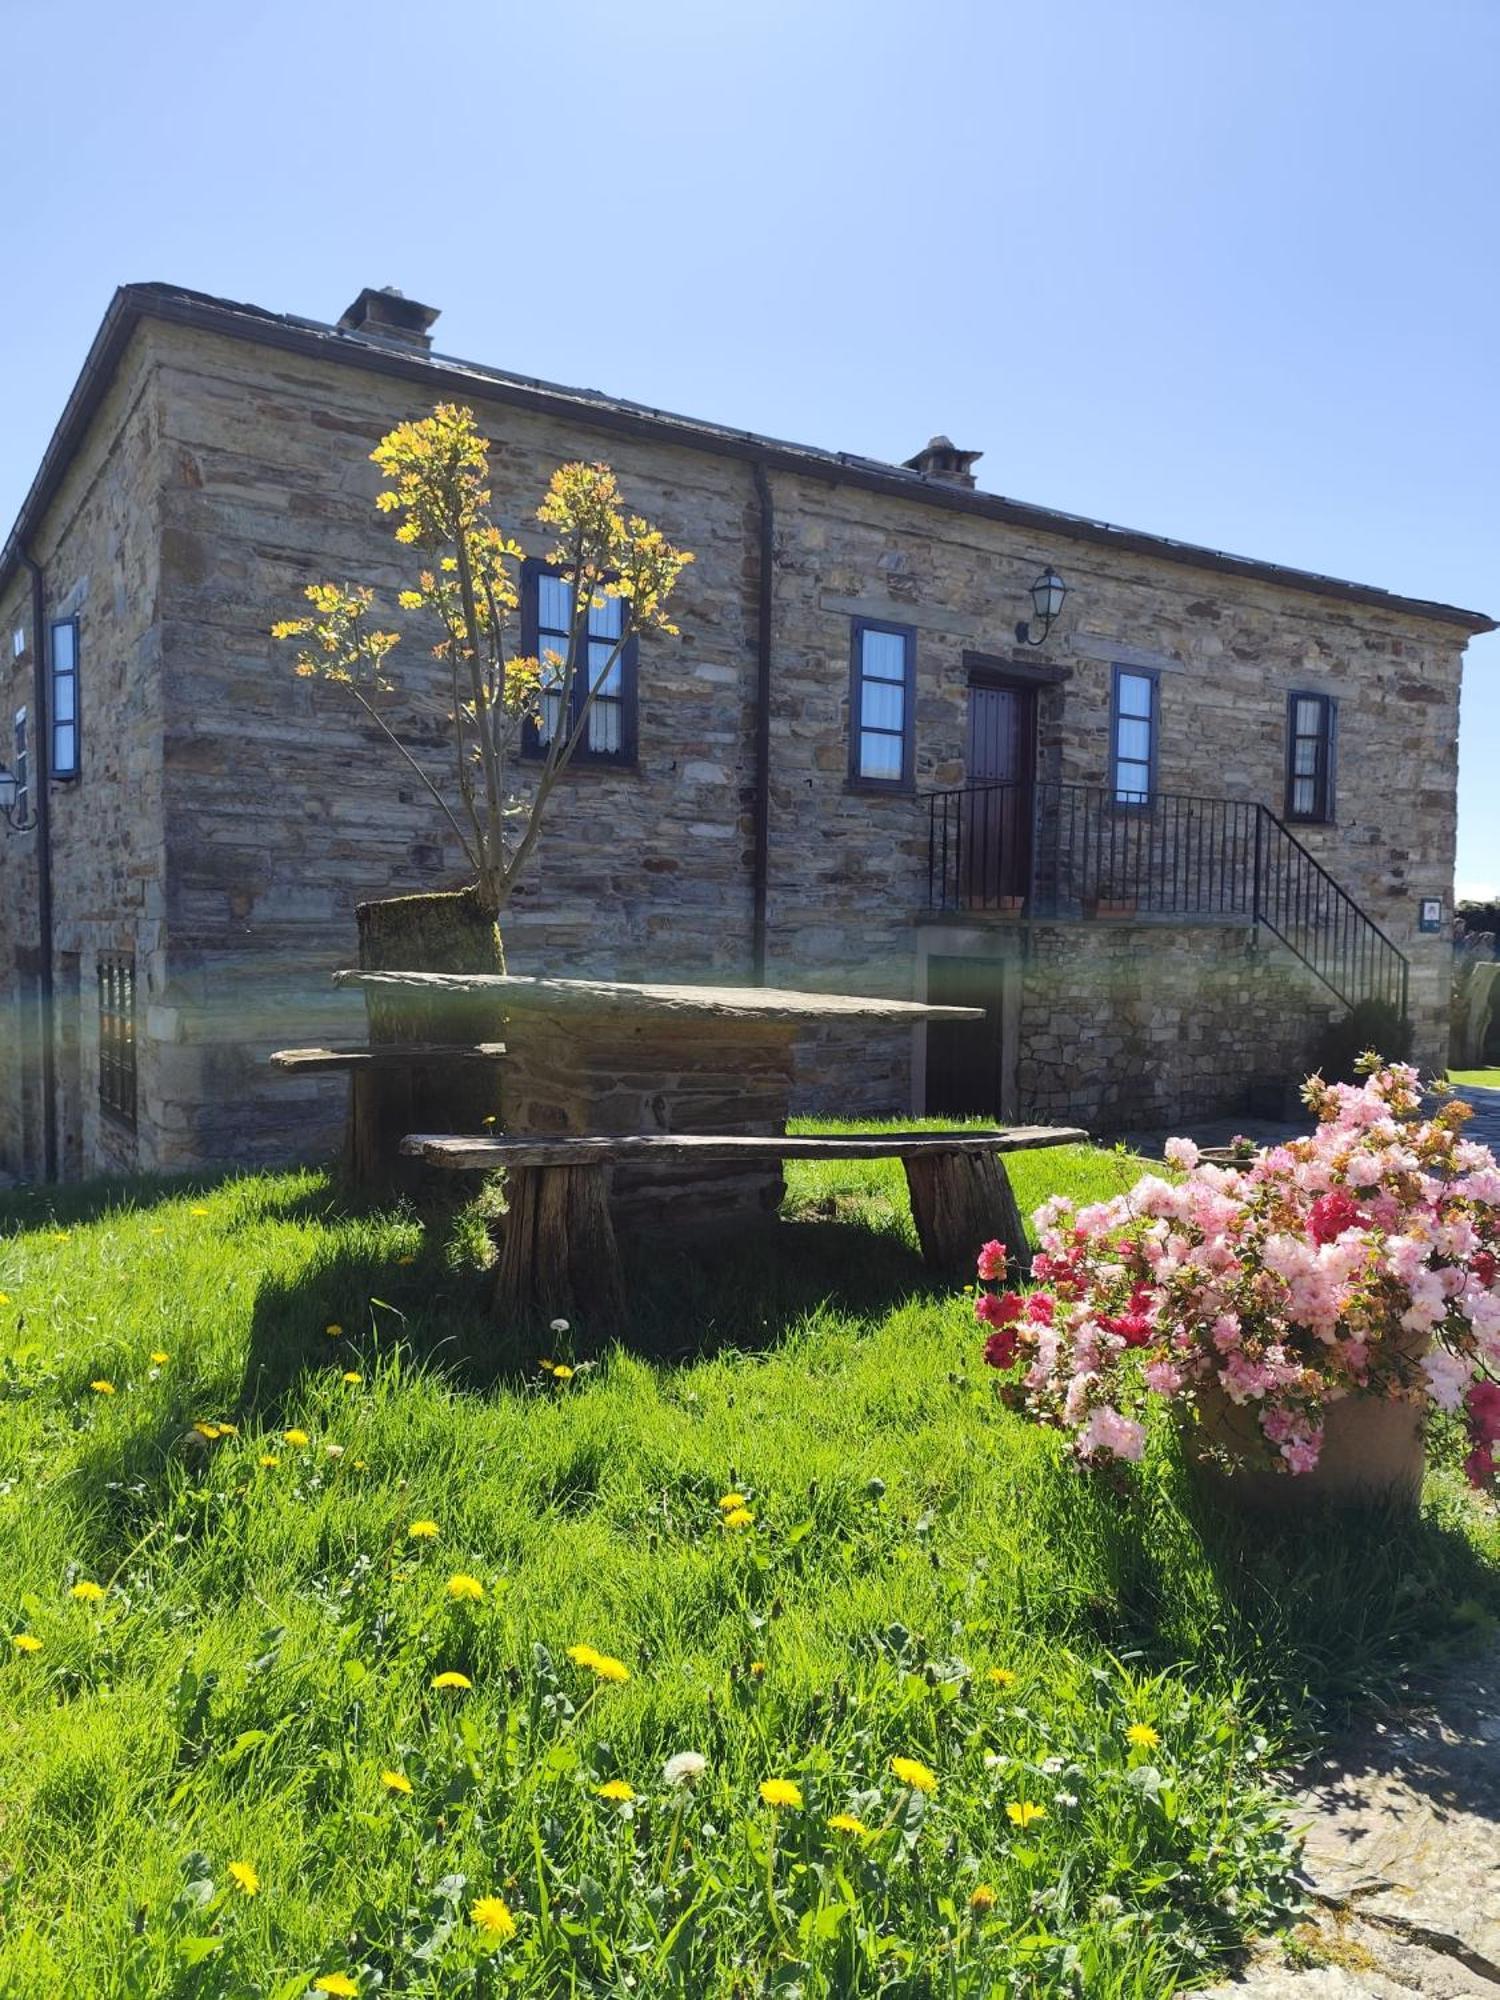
[{"left": 1184, "top": 1379, "right": 1426, "bottom": 1515}]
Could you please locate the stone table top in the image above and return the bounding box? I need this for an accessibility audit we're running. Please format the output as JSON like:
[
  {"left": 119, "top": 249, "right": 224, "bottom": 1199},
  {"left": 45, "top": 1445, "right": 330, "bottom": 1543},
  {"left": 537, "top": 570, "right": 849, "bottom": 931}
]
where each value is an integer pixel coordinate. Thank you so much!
[{"left": 333, "top": 971, "right": 984, "bottom": 1024}]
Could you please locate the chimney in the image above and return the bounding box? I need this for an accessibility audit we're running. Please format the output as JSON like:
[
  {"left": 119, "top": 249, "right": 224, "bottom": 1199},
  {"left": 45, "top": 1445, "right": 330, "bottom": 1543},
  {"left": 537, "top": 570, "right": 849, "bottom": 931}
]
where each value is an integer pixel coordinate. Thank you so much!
[
  {"left": 336, "top": 286, "right": 441, "bottom": 353},
  {"left": 902, "top": 435, "right": 982, "bottom": 490}
]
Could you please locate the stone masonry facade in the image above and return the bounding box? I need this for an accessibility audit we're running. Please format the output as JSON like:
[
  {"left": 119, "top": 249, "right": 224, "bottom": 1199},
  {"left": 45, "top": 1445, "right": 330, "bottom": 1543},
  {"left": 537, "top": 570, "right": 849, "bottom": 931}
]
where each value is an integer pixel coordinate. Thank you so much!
[{"left": 0, "top": 284, "right": 1488, "bottom": 1180}]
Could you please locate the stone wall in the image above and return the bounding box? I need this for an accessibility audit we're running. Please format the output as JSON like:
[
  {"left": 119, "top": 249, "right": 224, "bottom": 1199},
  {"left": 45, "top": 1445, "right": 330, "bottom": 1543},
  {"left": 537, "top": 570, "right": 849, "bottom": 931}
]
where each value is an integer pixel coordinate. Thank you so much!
[
  {"left": 0, "top": 308, "right": 1477, "bottom": 1175},
  {"left": 1013, "top": 920, "right": 1337, "bottom": 1133},
  {"left": 0, "top": 331, "right": 167, "bottom": 1178}
]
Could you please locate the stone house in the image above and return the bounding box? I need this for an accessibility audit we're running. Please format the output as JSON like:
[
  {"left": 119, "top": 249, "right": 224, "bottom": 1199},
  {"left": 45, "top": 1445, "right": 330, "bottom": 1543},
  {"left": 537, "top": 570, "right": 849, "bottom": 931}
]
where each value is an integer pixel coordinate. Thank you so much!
[{"left": 0, "top": 281, "right": 1491, "bottom": 1182}]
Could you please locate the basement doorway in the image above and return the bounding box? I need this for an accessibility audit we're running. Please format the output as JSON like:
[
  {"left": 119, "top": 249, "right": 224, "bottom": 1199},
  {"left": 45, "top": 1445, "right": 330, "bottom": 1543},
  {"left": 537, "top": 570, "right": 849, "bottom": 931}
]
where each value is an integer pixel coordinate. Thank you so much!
[{"left": 923, "top": 954, "right": 1016, "bottom": 1119}]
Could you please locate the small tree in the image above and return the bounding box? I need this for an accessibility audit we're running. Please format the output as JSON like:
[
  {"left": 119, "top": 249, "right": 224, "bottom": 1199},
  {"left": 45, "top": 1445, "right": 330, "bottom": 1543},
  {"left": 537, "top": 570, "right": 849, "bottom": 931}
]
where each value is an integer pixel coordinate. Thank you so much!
[{"left": 272, "top": 403, "right": 693, "bottom": 948}]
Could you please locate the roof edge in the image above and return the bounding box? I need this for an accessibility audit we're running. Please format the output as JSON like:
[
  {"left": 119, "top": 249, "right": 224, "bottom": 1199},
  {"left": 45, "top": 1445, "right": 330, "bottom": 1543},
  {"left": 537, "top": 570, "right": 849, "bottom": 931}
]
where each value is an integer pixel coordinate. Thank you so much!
[{"left": 3, "top": 281, "right": 1494, "bottom": 637}]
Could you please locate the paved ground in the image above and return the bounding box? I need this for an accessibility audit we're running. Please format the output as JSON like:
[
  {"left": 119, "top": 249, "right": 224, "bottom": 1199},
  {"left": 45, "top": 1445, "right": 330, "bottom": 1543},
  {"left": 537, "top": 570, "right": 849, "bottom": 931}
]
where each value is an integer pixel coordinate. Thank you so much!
[
  {"left": 1455, "top": 1083, "right": 1500, "bottom": 1153},
  {"left": 1203, "top": 1641, "right": 1500, "bottom": 1998},
  {"left": 1124, "top": 1084, "right": 1500, "bottom": 1165}
]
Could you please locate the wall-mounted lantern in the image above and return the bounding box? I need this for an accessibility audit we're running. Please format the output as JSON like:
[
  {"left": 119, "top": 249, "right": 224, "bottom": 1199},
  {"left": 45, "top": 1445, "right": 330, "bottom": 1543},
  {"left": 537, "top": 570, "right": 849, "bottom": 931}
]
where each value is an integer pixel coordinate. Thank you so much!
[
  {"left": 1016, "top": 566, "right": 1067, "bottom": 647},
  {"left": 0, "top": 763, "right": 35, "bottom": 833}
]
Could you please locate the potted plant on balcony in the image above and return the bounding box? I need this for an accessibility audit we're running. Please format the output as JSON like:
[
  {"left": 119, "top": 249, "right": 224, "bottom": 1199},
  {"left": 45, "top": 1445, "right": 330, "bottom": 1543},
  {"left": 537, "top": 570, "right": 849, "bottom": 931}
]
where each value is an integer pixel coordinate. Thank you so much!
[
  {"left": 1082, "top": 876, "right": 1138, "bottom": 918},
  {"left": 972, "top": 1059, "right": 1500, "bottom": 1513}
]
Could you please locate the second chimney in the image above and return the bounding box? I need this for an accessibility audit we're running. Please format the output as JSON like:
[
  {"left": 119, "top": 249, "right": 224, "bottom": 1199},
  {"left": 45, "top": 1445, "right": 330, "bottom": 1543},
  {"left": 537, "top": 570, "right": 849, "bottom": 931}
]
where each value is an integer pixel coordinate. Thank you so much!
[
  {"left": 336, "top": 286, "right": 441, "bottom": 353},
  {"left": 902, "top": 435, "right": 982, "bottom": 489}
]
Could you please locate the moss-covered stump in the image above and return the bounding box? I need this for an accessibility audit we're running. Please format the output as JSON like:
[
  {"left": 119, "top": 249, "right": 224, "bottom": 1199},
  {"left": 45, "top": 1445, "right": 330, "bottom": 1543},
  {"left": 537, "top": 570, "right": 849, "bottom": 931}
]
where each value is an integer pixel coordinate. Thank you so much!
[{"left": 349, "top": 888, "right": 506, "bottom": 1196}]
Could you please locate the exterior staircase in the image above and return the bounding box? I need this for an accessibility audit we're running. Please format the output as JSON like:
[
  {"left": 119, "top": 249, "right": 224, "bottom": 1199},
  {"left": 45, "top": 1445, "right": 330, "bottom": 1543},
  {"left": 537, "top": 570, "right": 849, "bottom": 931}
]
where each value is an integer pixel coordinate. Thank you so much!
[{"left": 926, "top": 780, "right": 1409, "bottom": 1018}]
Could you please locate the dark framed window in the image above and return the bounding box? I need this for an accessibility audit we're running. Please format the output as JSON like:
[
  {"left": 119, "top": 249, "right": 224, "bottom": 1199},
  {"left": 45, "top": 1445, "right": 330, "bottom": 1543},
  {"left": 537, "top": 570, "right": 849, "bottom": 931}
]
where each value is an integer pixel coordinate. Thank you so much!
[
  {"left": 50, "top": 618, "right": 79, "bottom": 779},
  {"left": 1285, "top": 691, "right": 1336, "bottom": 823},
  {"left": 849, "top": 618, "right": 915, "bottom": 788},
  {"left": 98, "top": 953, "right": 137, "bottom": 1131},
  {"left": 519, "top": 561, "right": 638, "bottom": 764},
  {"left": 12, "top": 708, "right": 29, "bottom": 825},
  {"left": 1110, "top": 665, "right": 1158, "bottom": 806}
]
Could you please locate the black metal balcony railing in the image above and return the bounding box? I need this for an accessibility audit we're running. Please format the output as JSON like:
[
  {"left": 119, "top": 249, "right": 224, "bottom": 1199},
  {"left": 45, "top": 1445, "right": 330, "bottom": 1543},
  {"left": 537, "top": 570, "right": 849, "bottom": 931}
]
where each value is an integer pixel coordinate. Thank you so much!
[{"left": 926, "top": 779, "right": 1410, "bottom": 1018}]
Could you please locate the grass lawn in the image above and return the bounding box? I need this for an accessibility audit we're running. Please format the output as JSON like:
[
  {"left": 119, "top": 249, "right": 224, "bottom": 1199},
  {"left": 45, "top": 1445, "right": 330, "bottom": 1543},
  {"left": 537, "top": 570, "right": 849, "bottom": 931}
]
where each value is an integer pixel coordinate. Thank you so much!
[
  {"left": 2, "top": 1129, "right": 1498, "bottom": 1998},
  {"left": 1448, "top": 1068, "right": 1500, "bottom": 1088}
]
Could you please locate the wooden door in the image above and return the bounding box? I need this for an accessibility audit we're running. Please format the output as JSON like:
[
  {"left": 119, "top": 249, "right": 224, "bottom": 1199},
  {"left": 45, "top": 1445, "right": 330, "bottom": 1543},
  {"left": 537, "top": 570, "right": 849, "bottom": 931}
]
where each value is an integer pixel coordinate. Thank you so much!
[
  {"left": 924, "top": 955, "right": 1011, "bottom": 1118},
  {"left": 965, "top": 678, "right": 1035, "bottom": 904}
]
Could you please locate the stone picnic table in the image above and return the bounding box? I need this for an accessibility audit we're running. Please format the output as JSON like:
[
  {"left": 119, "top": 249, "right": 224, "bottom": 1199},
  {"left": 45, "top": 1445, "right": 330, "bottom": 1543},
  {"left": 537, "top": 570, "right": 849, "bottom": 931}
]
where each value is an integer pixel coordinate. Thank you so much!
[{"left": 325, "top": 970, "right": 1084, "bottom": 1326}]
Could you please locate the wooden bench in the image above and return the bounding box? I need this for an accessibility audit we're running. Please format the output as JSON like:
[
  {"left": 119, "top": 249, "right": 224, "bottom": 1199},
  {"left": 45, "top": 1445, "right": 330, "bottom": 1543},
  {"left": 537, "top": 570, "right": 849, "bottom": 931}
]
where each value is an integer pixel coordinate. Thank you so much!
[
  {"left": 270, "top": 1044, "right": 507, "bottom": 1187},
  {"left": 270, "top": 1043, "right": 507, "bottom": 1071},
  {"left": 400, "top": 1126, "right": 1086, "bottom": 1329}
]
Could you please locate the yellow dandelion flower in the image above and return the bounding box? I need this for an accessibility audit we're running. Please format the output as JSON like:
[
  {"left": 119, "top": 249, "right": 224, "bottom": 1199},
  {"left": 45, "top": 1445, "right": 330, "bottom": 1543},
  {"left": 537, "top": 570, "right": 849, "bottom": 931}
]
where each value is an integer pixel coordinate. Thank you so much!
[
  {"left": 12, "top": 1633, "right": 42, "bottom": 1654},
  {"left": 1006, "top": 1800, "right": 1046, "bottom": 1827},
  {"left": 216, "top": 1421, "right": 238, "bottom": 1435},
  {"left": 470, "top": 1894, "right": 516, "bottom": 1940},
  {"left": 380, "top": 1768, "right": 413, "bottom": 1795},
  {"left": 352, "top": 1458, "right": 368, "bottom": 1471},
  {"left": 550, "top": 1364, "right": 575, "bottom": 1381},
  {"left": 594, "top": 1779, "right": 635, "bottom": 1801},
  {"left": 431, "top": 1670, "right": 473, "bottom": 1691},
  {"left": 1126, "top": 1722, "right": 1160, "bottom": 1749},
  {"left": 538, "top": 1359, "right": 555, "bottom": 1373},
  {"left": 759, "top": 1778, "right": 803, "bottom": 1809},
  {"left": 228, "top": 1860, "right": 260, "bottom": 1896},
  {"left": 408, "top": 1520, "right": 439, "bottom": 1540},
  {"left": 723, "top": 1507, "right": 755, "bottom": 1530},
  {"left": 988, "top": 1666, "right": 1018, "bottom": 1688},
  {"left": 52, "top": 1230, "right": 70, "bottom": 1241},
  {"left": 189, "top": 1206, "right": 211, "bottom": 1217},
  {"left": 70, "top": 1580, "right": 106, "bottom": 1603},
  {"left": 313, "top": 1977, "right": 358, "bottom": 1997},
  {"left": 568, "top": 1645, "right": 628, "bottom": 1684},
  {"left": 718, "top": 1492, "right": 746, "bottom": 1511},
  {"left": 324, "top": 1323, "right": 343, "bottom": 1338},
  {"left": 282, "top": 1428, "right": 310, "bottom": 1447},
  {"left": 396, "top": 1254, "right": 415, "bottom": 1266},
  {"left": 827, "top": 1811, "right": 870, "bottom": 1835},
  {"left": 890, "top": 1755, "right": 937, "bottom": 1794},
  {"left": 89, "top": 1380, "right": 115, "bottom": 1396},
  {"left": 193, "top": 1422, "right": 222, "bottom": 1440},
  {"left": 150, "top": 1350, "right": 169, "bottom": 1365},
  {"left": 0, "top": 1293, "right": 9, "bottom": 1305},
  {"left": 970, "top": 1882, "right": 997, "bottom": 1912},
  {"left": 481, "top": 1115, "right": 498, "bottom": 1128},
  {"left": 445, "top": 1573, "right": 484, "bottom": 1601},
  {"left": 259, "top": 1453, "right": 279, "bottom": 1468},
  {"left": 342, "top": 1371, "right": 362, "bottom": 1385},
  {"left": 749, "top": 1660, "right": 766, "bottom": 1680}
]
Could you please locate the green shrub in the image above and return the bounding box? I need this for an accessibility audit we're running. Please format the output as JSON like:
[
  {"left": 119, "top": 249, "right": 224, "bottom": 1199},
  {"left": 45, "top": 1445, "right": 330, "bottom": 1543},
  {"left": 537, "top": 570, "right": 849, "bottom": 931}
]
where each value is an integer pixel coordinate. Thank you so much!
[{"left": 1310, "top": 1000, "right": 1413, "bottom": 1084}]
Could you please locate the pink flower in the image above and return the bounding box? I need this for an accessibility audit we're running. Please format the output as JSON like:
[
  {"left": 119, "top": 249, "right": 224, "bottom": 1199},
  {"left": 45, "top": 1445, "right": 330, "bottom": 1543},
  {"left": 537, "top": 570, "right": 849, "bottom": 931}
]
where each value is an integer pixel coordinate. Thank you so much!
[
  {"left": 1280, "top": 1430, "right": 1324, "bottom": 1475},
  {"left": 976, "top": 1240, "right": 1007, "bottom": 1281},
  {"left": 1163, "top": 1136, "right": 1200, "bottom": 1171},
  {"left": 1422, "top": 1349, "right": 1473, "bottom": 1413},
  {"left": 1076, "top": 1406, "right": 1146, "bottom": 1462}
]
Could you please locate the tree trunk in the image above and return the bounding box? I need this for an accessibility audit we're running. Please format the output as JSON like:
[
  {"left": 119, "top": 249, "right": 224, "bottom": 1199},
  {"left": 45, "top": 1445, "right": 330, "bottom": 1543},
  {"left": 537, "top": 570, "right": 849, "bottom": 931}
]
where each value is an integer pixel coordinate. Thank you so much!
[
  {"left": 491, "top": 1163, "right": 627, "bottom": 1339},
  {"left": 349, "top": 886, "right": 506, "bottom": 1196},
  {"left": 904, "top": 1150, "right": 1030, "bottom": 1282}
]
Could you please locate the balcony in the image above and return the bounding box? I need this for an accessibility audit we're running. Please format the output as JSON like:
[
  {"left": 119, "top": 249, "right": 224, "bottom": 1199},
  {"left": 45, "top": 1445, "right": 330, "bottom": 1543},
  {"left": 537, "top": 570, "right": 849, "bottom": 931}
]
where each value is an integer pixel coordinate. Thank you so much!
[{"left": 925, "top": 779, "right": 1409, "bottom": 1016}]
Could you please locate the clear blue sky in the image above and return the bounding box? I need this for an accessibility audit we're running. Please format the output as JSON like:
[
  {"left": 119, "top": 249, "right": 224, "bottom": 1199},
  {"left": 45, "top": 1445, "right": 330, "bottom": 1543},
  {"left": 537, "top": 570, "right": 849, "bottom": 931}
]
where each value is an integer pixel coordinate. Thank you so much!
[{"left": 3, "top": 0, "right": 1496, "bottom": 893}]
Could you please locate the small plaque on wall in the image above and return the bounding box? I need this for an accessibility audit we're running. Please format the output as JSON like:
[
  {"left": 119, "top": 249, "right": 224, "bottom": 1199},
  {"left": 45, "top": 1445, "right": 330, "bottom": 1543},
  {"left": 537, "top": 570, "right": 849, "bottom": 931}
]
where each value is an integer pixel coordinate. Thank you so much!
[{"left": 1418, "top": 897, "right": 1444, "bottom": 934}]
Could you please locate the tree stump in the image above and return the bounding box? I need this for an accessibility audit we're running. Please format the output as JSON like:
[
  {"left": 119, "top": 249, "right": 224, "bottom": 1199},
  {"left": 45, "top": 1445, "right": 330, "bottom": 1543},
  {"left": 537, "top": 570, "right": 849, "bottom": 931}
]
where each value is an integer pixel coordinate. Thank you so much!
[
  {"left": 491, "top": 1163, "right": 627, "bottom": 1336},
  {"left": 904, "top": 1150, "right": 1031, "bottom": 1282},
  {"left": 350, "top": 887, "right": 506, "bottom": 1197}
]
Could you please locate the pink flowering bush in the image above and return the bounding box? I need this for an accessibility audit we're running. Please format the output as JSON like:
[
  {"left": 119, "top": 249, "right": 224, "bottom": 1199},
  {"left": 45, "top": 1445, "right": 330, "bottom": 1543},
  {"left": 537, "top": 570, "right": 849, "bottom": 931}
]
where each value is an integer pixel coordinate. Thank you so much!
[{"left": 976, "top": 1062, "right": 1500, "bottom": 1484}]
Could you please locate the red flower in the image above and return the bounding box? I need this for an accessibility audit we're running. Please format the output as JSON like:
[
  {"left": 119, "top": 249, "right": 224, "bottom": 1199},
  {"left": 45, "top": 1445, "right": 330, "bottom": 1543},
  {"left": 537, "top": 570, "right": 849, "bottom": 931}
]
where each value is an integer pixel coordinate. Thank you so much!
[
  {"left": 1028, "top": 1292, "right": 1055, "bottom": 1325},
  {"left": 1465, "top": 1379, "right": 1500, "bottom": 1445},
  {"left": 1473, "top": 1249, "right": 1498, "bottom": 1288},
  {"left": 1099, "top": 1281, "right": 1156, "bottom": 1349},
  {"left": 1463, "top": 1442, "right": 1495, "bottom": 1491},
  {"left": 1308, "top": 1190, "right": 1364, "bottom": 1246},
  {"left": 983, "top": 1327, "right": 1019, "bottom": 1371},
  {"left": 976, "top": 1290, "right": 1024, "bottom": 1328},
  {"left": 976, "top": 1240, "right": 1007, "bottom": 1281}
]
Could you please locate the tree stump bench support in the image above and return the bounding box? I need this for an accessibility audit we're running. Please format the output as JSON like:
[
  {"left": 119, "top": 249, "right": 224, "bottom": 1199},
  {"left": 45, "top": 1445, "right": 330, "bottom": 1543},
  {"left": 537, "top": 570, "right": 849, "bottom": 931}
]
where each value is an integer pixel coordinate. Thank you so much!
[
  {"left": 400, "top": 1126, "right": 1086, "bottom": 1330},
  {"left": 268, "top": 1044, "right": 506, "bottom": 1193}
]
